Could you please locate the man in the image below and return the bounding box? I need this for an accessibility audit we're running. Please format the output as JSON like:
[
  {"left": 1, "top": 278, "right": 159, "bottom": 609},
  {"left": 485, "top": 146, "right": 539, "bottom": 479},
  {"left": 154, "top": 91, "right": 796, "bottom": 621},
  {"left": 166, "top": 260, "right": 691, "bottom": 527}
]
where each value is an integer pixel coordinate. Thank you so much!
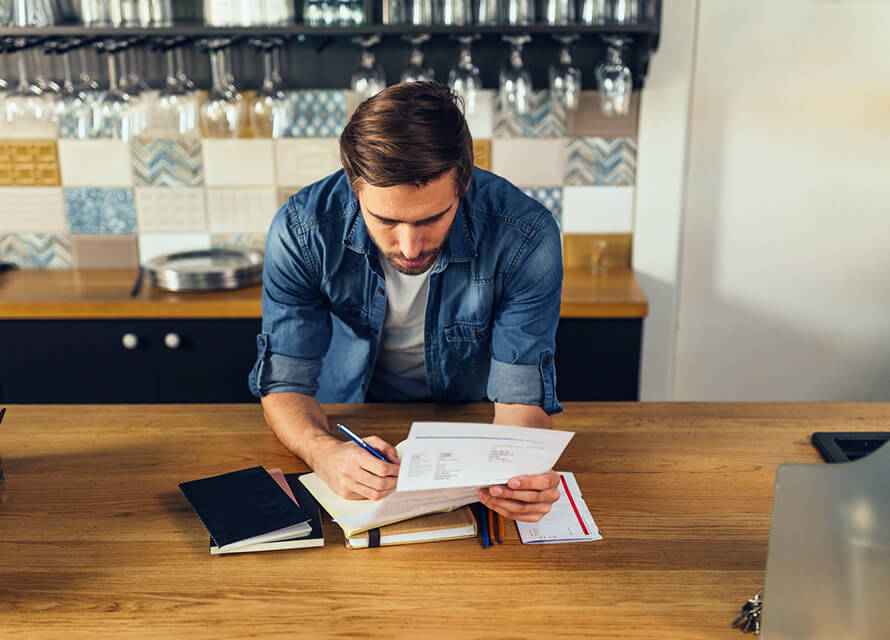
[{"left": 249, "top": 82, "right": 563, "bottom": 522}]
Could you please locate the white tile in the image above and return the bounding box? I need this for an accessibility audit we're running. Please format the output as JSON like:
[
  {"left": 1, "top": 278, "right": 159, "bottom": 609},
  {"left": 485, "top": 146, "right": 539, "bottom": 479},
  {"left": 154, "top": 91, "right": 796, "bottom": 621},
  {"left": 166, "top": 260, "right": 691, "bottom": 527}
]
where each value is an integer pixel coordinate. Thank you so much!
[
  {"left": 465, "top": 90, "right": 495, "bottom": 139},
  {"left": 57, "top": 140, "right": 133, "bottom": 186},
  {"left": 137, "top": 233, "right": 212, "bottom": 264},
  {"left": 0, "top": 187, "right": 66, "bottom": 232},
  {"left": 561, "top": 186, "right": 635, "bottom": 233},
  {"left": 275, "top": 139, "right": 342, "bottom": 186},
  {"left": 491, "top": 138, "right": 564, "bottom": 187},
  {"left": 134, "top": 187, "right": 206, "bottom": 233},
  {"left": 0, "top": 124, "right": 58, "bottom": 139},
  {"left": 202, "top": 139, "right": 276, "bottom": 186},
  {"left": 206, "top": 187, "right": 278, "bottom": 233}
]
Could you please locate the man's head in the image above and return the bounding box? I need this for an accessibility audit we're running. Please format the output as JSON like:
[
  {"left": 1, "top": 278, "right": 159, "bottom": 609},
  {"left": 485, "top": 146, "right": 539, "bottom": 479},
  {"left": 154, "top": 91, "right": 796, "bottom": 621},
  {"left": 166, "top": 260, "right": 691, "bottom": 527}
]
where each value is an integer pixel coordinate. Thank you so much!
[{"left": 339, "top": 82, "right": 474, "bottom": 275}]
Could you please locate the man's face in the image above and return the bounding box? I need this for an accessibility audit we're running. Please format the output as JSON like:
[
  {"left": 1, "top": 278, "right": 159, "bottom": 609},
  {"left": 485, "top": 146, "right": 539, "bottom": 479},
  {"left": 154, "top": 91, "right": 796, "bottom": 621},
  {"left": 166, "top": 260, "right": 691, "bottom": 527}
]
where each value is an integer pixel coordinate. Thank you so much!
[{"left": 356, "top": 169, "right": 460, "bottom": 275}]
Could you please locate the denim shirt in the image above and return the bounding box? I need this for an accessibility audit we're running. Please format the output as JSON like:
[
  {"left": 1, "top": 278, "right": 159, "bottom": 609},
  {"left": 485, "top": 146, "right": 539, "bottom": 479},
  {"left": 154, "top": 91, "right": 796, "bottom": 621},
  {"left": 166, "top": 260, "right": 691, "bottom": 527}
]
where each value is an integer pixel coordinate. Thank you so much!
[{"left": 248, "top": 168, "right": 563, "bottom": 415}]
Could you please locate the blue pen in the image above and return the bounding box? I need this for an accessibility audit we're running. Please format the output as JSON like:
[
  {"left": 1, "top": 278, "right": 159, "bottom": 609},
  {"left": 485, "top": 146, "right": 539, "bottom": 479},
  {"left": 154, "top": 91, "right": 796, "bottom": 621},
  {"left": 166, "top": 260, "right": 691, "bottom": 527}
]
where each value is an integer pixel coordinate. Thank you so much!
[{"left": 337, "top": 423, "right": 389, "bottom": 462}]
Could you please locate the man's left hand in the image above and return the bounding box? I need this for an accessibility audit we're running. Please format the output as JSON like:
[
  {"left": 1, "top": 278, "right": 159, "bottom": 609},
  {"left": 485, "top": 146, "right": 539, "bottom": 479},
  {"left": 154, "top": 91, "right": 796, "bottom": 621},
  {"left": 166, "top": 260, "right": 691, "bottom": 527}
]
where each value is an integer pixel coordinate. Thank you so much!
[{"left": 478, "top": 470, "right": 560, "bottom": 522}]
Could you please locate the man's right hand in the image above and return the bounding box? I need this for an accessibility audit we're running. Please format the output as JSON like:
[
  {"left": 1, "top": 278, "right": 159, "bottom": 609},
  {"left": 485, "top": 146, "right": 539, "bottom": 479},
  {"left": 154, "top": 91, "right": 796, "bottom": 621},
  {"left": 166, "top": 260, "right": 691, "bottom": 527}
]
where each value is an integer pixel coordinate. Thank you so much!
[{"left": 314, "top": 436, "right": 400, "bottom": 501}]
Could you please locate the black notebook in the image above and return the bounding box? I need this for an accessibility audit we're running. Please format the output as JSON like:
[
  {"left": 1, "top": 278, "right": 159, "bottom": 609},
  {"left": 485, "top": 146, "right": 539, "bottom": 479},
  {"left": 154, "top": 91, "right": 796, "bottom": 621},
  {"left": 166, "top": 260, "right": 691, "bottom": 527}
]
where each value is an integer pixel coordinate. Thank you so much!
[
  {"left": 210, "top": 474, "right": 324, "bottom": 555},
  {"left": 180, "top": 466, "right": 311, "bottom": 553}
]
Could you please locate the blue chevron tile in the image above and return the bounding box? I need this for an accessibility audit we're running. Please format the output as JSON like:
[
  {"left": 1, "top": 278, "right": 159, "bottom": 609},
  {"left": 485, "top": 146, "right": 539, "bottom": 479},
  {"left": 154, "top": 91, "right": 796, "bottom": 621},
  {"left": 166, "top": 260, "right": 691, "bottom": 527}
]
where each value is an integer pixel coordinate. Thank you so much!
[
  {"left": 64, "top": 188, "right": 137, "bottom": 234},
  {"left": 131, "top": 136, "right": 203, "bottom": 187},
  {"left": 522, "top": 187, "right": 563, "bottom": 229},
  {"left": 0, "top": 233, "right": 72, "bottom": 269},
  {"left": 564, "top": 137, "right": 636, "bottom": 186},
  {"left": 493, "top": 90, "right": 566, "bottom": 139},
  {"left": 283, "top": 90, "right": 347, "bottom": 138}
]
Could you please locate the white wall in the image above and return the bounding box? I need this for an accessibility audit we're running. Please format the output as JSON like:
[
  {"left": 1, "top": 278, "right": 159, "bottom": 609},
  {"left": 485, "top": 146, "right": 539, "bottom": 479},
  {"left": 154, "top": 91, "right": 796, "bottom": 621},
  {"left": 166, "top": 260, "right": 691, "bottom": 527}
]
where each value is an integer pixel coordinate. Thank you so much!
[
  {"left": 672, "top": 0, "right": 890, "bottom": 400},
  {"left": 633, "top": 0, "right": 698, "bottom": 400}
]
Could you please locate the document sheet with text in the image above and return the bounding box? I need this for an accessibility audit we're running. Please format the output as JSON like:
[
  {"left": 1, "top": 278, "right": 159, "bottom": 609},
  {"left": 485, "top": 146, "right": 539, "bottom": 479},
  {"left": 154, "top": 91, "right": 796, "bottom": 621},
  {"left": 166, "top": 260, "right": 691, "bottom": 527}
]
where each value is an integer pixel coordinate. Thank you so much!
[{"left": 395, "top": 422, "right": 574, "bottom": 492}]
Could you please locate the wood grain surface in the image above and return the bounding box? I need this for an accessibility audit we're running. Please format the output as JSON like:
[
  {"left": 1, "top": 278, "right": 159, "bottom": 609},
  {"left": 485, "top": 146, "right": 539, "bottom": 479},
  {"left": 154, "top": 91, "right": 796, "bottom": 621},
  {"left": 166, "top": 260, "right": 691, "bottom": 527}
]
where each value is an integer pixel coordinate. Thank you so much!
[
  {"left": 0, "top": 268, "right": 646, "bottom": 320},
  {"left": 3, "top": 402, "right": 880, "bottom": 639}
]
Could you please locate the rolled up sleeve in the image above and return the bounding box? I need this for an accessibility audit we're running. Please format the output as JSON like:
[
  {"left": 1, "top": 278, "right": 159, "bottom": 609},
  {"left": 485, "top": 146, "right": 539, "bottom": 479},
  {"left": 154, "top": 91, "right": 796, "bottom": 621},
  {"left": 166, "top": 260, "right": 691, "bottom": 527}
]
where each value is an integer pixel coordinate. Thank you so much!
[
  {"left": 248, "top": 203, "right": 331, "bottom": 398},
  {"left": 486, "top": 212, "right": 563, "bottom": 415}
]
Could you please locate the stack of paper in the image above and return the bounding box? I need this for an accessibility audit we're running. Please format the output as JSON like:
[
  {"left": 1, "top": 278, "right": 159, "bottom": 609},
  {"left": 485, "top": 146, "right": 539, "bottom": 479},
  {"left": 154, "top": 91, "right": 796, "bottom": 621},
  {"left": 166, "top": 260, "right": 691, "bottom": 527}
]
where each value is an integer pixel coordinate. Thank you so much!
[
  {"left": 300, "top": 421, "right": 575, "bottom": 545},
  {"left": 516, "top": 472, "right": 602, "bottom": 544}
]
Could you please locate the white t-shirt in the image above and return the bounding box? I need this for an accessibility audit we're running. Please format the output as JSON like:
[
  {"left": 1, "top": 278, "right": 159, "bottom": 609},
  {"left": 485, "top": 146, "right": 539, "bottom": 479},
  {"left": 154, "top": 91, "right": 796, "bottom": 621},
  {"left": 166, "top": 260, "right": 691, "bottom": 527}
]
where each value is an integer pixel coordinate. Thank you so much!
[{"left": 367, "top": 256, "right": 433, "bottom": 401}]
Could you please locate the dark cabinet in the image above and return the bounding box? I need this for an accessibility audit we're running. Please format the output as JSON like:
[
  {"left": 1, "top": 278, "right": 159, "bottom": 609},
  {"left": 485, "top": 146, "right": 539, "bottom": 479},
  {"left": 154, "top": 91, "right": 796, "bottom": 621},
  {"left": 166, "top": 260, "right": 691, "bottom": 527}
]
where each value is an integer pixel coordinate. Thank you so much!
[
  {"left": 0, "top": 319, "right": 259, "bottom": 404},
  {"left": 0, "top": 317, "right": 640, "bottom": 403}
]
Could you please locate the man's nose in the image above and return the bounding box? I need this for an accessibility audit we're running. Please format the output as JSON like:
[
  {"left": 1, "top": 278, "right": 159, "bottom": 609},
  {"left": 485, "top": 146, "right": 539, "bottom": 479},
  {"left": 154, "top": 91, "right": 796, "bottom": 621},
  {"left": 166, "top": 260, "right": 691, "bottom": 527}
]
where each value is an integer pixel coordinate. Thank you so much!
[{"left": 398, "top": 227, "right": 423, "bottom": 259}]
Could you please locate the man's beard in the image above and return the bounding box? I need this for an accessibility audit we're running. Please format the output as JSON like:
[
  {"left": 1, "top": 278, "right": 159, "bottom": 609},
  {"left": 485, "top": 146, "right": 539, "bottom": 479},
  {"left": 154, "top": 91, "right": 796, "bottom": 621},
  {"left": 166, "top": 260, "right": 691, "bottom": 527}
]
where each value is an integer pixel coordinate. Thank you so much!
[{"left": 382, "top": 247, "right": 441, "bottom": 275}]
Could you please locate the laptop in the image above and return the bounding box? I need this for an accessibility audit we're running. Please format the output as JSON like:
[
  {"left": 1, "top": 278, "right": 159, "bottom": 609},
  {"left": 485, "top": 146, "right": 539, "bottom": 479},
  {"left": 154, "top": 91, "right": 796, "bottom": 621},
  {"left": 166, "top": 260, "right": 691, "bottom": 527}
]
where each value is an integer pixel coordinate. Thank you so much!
[{"left": 760, "top": 437, "right": 890, "bottom": 638}]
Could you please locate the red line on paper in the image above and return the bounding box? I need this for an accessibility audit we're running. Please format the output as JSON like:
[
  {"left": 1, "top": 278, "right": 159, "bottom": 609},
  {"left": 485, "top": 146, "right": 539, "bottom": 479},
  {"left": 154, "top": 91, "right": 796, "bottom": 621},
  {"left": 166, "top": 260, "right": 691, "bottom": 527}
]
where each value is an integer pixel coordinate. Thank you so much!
[{"left": 560, "top": 474, "right": 589, "bottom": 535}]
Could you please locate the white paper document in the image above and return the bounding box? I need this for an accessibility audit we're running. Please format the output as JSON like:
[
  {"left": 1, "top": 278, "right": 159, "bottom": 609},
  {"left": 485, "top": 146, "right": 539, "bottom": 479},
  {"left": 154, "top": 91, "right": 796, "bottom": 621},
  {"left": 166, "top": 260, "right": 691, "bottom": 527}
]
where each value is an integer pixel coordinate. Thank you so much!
[
  {"left": 395, "top": 422, "right": 575, "bottom": 492},
  {"left": 516, "top": 472, "right": 602, "bottom": 544}
]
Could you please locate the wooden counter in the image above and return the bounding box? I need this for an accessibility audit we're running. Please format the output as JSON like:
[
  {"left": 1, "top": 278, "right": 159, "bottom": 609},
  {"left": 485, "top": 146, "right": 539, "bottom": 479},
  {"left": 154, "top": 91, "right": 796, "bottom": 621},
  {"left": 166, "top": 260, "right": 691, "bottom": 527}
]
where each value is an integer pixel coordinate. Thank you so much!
[
  {"left": 0, "top": 267, "right": 647, "bottom": 319},
  {"left": 3, "top": 402, "right": 883, "bottom": 639}
]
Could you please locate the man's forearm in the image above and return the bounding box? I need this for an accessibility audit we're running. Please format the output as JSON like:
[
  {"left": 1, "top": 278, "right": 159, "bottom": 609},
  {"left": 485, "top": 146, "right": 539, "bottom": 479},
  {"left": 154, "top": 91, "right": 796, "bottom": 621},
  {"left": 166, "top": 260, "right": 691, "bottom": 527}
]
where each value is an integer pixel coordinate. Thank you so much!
[
  {"left": 260, "top": 391, "right": 340, "bottom": 469},
  {"left": 493, "top": 402, "right": 553, "bottom": 429}
]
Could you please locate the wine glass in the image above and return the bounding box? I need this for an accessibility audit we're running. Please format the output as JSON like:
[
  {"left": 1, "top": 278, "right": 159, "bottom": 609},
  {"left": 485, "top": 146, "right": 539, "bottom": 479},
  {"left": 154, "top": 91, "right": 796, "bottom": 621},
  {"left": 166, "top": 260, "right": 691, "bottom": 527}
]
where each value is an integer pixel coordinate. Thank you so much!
[
  {"left": 499, "top": 35, "right": 532, "bottom": 116},
  {"left": 448, "top": 35, "right": 481, "bottom": 115},
  {"left": 143, "top": 40, "right": 199, "bottom": 137},
  {"left": 95, "top": 40, "right": 139, "bottom": 140},
  {"left": 4, "top": 40, "right": 57, "bottom": 135},
  {"left": 174, "top": 46, "right": 195, "bottom": 92},
  {"left": 400, "top": 34, "right": 435, "bottom": 83},
  {"left": 200, "top": 40, "right": 245, "bottom": 138},
  {"left": 350, "top": 36, "right": 385, "bottom": 103},
  {"left": 56, "top": 44, "right": 95, "bottom": 138},
  {"left": 249, "top": 39, "right": 289, "bottom": 138},
  {"left": 549, "top": 35, "right": 582, "bottom": 112},
  {"left": 595, "top": 37, "right": 632, "bottom": 117}
]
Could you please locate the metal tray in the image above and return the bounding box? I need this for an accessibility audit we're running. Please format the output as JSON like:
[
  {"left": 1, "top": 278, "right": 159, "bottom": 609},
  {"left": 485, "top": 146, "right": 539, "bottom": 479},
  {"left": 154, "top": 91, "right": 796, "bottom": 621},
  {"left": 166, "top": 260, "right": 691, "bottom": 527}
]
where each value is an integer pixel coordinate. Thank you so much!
[{"left": 143, "top": 248, "right": 263, "bottom": 292}]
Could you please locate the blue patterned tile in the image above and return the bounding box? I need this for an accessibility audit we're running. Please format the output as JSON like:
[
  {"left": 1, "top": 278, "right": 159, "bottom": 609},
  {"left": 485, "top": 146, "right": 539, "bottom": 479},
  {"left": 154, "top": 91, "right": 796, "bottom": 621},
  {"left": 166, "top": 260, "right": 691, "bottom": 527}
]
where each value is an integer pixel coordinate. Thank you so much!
[
  {"left": 57, "top": 92, "right": 104, "bottom": 139},
  {"left": 493, "top": 90, "right": 566, "bottom": 139},
  {"left": 210, "top": 232, "right": 267, "bottom": 251},
  {"left": 64, "top": 188, "right": 137, "bottom": 234},
  {"left": 131, "top": 136, "right": 203, "bottom": 187},
  {"left": 283, "top": 90, "right": 347, "bottom": 138},
  {"left": 564, "top": 137, "right": 636, "bottom": 186},
  {"left": 0, "top": 233, "right": 72, "bottom": 269},
  {"left": 522, "top": 187, "right": 563, "bottom": 229}
]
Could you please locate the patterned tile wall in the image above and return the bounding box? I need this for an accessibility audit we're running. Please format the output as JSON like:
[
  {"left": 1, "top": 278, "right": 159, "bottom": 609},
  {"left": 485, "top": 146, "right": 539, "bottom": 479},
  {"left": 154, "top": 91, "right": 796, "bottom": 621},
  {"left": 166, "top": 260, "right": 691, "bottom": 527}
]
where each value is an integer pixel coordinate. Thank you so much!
[{"left": 0, "top": 89, "right": 640, "bottom": 269}]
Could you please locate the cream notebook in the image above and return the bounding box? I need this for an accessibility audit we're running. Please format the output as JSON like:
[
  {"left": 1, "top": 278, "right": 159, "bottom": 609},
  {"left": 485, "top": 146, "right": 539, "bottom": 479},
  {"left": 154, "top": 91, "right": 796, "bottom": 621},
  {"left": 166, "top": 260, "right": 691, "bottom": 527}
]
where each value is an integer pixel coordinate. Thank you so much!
[{"left": 345, "top": 506, "right": 478, "bottom": 549}]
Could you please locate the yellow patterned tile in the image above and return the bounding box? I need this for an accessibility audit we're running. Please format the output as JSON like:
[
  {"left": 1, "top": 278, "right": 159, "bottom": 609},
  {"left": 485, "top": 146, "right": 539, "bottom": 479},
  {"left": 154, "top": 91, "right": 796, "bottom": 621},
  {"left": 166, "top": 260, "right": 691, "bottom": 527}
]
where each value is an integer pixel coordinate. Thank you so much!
[
  {"left": 473, "top": 139, "right": 491, "bottom": 171},
  {"left": 0, "top": 140, "right": 61, "bottom": 186}
]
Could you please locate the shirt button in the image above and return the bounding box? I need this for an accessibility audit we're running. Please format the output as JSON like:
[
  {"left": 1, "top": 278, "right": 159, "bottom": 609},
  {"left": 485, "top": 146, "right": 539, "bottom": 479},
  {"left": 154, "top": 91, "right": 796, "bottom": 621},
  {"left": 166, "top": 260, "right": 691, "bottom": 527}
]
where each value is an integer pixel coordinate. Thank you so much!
[
  {"left": 370, "top": 327, "right": 378, "bottom": 335},
  {"left": 544, "top": 356, "right": 552, "bottom": 365},
  {"left": 475, "top": 330, "right": 482, "bottom": 340},
  {"left": 377, "top": 287, "right": 384, "bottom": 295},
  {"left": 430, "top": 372, "right": 437, "bottom": 381},
  {"left": 258, "top": 337, "right": 265, "bottom": 347}
]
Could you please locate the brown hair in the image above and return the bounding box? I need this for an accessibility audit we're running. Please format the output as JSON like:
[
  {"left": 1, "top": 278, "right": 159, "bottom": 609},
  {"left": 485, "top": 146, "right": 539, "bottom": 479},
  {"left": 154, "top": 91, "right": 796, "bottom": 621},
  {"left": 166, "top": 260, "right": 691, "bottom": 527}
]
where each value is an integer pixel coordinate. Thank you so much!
[{"left": 339, "top": 82, "right": 474, "bottom": 198}]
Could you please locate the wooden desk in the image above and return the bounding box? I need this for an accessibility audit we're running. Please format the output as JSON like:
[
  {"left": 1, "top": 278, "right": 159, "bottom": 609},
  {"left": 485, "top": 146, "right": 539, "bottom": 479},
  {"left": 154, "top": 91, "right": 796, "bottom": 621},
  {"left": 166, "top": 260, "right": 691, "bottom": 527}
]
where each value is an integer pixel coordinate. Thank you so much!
[{"left": 5, "top": 402, "right": 876, "bottom": 638}]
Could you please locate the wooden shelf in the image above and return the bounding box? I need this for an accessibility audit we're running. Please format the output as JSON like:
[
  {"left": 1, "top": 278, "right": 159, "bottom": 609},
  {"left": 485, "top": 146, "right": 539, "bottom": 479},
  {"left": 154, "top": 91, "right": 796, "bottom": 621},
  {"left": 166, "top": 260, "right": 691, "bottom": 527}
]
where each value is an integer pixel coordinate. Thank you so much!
[{"left": 0, "top": 267, "right": 647, "bottom": 319}]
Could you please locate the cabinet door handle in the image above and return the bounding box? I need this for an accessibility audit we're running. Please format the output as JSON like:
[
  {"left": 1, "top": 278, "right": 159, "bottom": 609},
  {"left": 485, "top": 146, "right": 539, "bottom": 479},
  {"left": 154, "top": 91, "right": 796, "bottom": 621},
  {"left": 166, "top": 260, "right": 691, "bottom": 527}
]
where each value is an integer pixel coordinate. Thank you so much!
[
  {"left": 164, "top": 332, "right": 181, "bottom": 349},
  {"left": 121, "top": 333, "right": 139, "bottom": 350}
]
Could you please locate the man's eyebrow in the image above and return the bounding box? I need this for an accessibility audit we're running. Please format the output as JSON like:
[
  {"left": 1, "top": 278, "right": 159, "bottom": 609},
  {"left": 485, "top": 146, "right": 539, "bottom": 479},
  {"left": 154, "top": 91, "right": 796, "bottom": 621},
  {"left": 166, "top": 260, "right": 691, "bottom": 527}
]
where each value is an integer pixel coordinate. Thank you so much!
[{"left": 366, "top": 203, "right": 453, "bottom": 225}]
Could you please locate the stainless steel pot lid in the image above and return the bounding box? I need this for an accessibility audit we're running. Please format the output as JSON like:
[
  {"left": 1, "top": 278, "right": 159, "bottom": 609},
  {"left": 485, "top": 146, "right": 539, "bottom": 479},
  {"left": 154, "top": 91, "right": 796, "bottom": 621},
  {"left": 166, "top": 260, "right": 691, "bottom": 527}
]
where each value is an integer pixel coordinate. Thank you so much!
[{"left": 143, "top": 248, "right": 263, "bottom": 292}]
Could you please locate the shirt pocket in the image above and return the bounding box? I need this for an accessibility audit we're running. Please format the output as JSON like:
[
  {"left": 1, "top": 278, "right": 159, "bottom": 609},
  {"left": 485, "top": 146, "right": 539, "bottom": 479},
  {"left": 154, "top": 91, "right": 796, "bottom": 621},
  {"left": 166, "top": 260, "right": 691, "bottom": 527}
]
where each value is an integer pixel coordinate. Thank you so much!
[{"left": 443, "top": 320, "right": 490, "bottom": 370}]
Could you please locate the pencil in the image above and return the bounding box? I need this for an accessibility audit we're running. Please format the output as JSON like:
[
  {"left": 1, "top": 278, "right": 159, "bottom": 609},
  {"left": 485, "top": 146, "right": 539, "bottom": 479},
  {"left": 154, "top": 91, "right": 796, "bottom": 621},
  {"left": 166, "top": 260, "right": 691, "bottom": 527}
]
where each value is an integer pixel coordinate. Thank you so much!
[
  {"left": 488, "top": 507, "right": 496, "bottom": 544},
  {"left": 479, "top": 504, "right": 490, "bottom": 548},
  {"left": 497, "top": 512, "right": 505, "bottom": 543}
]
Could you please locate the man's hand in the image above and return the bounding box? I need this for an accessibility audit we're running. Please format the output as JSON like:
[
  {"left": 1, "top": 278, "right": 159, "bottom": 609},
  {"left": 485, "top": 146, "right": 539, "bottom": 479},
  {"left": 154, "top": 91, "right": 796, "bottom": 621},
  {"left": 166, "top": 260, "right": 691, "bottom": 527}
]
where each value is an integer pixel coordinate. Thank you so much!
[
  {"left": 313, "top": 436, "right": 400, "bottom": 501},
  {"left": 478, "top": 470, "right": 560, "bottom": 522}
]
